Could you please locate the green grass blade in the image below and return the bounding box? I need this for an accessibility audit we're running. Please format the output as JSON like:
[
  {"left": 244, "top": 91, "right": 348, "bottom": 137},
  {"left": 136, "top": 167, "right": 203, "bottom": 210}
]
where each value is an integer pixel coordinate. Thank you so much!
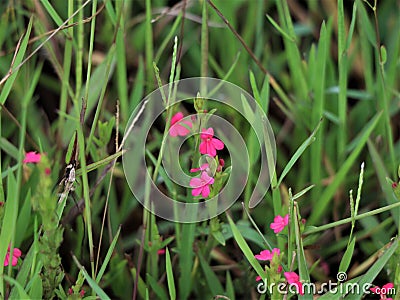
[
  {"left": 197, "top": 250, "right": 224, "bottom": 296},
  {"left": 72, "top": 255, "right": 110, "bottom": 299},
  {"left": 338, "top": 237, "right": 356, "bottom": 273},
  {"left": 0, "top": 171, "right": 18, "bottom": 297},
  {"left": 95, "top": 226, "right": 121, "bottom": 283},
  {"left": 146, "top": 274, "right": 168, "bottom": 300},
  {"left": 276, "top": 119, "right": 322, "bottom": 187},
  {"left": 165, "top": 248, "right": 176, "bottom": 300},
  {"left": 0, "top": 17, "right": 33, "bottom": 105},
  {"left": 3, "top": 275, "right": 30, "bottom": 299},
  {"left": 345, "top": 238, "right": 398, "bottom": 300},
  {"left": 227, "top": 214, "right": 265, "bottom": 279},
  {"left": 368, "top": 140, "right": 399, "bottom": 226},
  {"left": 225, "top": 271, "right": 235, "bottom": 300},
  {"left": 266, "top": 14, "right": 294, "bottom": 42},
  {"left": 308, "top": 112, "right": 382, "bottom": 224}
]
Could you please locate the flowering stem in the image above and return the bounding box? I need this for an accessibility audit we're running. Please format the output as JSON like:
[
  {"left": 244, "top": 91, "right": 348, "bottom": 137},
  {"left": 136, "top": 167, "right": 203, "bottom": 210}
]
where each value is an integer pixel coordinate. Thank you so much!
[{"left": 304, "top": 201, "right": 400, "bottom": 235}]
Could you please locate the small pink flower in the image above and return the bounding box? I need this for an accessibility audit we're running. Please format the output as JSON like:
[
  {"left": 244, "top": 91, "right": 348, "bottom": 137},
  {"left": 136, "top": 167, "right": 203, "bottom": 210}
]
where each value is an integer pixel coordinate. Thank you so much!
[
  {"left": 277, "top": 265, "right": 283, "bottom": 273},
  {"left": 270, "top": 214, "right": 289, "bottom": 233},
  {"left": 255, "top": 276, "right": 262, "bottom": 281},
  {"left": 199, "top": 128, "right": 224, "bottom": 157},
  {"left": 370, "top": 283, "right": 394, "bottom": 299},
  {"left": 254, "top": 248, "right": 280, "bottom": 261},
  {"left": 284, "top": 272, "right": 303, "bottom": 295},
  {"left": 189, "top": 171, "right": 214, "bottom": 197},
  {"left": 157, "top": 249, "right": 166, "bottom": 255},
  {"left": 23, "top": 151, "right": 41, "bottom": 164},
  {"left": 68, "top": 288, "right": 73, "bottom": 295},
  {"left": 169, "top": 112, "right": 192, "bottom": 137},
  {"left": 190, "top": 163, "right": 209, "bottom": 173},
  {"left": 4, "top": 246, "right": 22, "bottom": 267},
  {"left": 80, "top": 289, "right": 85, "bottom": 297},
  {"left": 217, "top": 159, "right": 225, "bottom": 172}
]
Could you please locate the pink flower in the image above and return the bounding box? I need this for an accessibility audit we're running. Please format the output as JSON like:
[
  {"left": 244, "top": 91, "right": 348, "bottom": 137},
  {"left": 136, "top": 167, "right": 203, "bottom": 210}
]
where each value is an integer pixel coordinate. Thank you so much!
[
  {"left": 157, "top": 249, "right": 166, "bottom": 255},
  {"left": 4, "top": 246, "right": 22, "bottom": 267},
  {"left": 254, "top": 248, "right": 280, "bottom": 261},
  {"left": 23, "top": 151, "right": 41, "bottom": 164},
  {"left": 284, "top": 272, "right": 303, "bottom": 295},
  {"left": 370, "top": 283, "right": 394, "bottom": 299},
  {"left": 189, "top": 171, "right": 214, "bottom": 197},
  {"left": 190, "top": 163, "right": 209, "bottom": 173},
  {"left": 199, "top": 128, "right": 224, "bottom": 157},
  {"left": 80, "top": 290, "right": 85, "bottom": 297},
  {"left": 169, "top": 112, "right": 192, "bottom": 137},
  {"left": 270, "top": 214, "right": 289, "bottom": 233},
  {"left": 255, "top": 276, "right": 262, "bottom": 281}
]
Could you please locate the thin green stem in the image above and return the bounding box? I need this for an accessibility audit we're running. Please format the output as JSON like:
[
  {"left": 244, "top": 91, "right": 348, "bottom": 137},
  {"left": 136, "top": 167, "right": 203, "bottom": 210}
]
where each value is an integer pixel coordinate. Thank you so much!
[{"left": 304, "top": 201, "right": 400, "bottom": 235}]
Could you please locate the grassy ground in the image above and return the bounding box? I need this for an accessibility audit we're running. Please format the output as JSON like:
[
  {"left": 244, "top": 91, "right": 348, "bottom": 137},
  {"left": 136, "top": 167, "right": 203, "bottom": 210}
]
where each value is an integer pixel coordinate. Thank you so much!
[{"left": 0, "top": 0, "right": 399, "bottom": 299}]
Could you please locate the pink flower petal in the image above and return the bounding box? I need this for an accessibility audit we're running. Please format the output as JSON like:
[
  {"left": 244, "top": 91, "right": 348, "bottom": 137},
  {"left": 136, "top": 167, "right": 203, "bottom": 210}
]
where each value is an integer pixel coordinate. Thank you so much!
[
  {"left": 270, "top": 214, "right": 289, "bottom": 233},
  {"left": 370, "top": 286, "right": 379, "bottom": 294},
  {"left": 284, "top": 272, "right": 303, "bottom": 295},
  {"left": 382, "top": 283, "right": 394, "bottom": 290},
  {"left": 4, "top": 253, "right": 10, "bottom": 266},
  {"left": 254, "top": 248, "right": 280, "bottom": 261},
  {"left": 199, "top": 141, "right": 208, "bottom": 154},
  {"left": 200, "top": 171, "right": 214, "bottom": 184},
  {"left": 13, "top": 248, "right": 22, "bottom": 258},
  {"left": 190, "top": 163, "right": 209, "bottom": 173},
  {"left": 169, "top": 126, "right": 179, "bottom": 137},
  {"left": 284, "top": 272, "right": 299, "bottom": 284},
  {"left": 283, "top": 214, "right": 289, "bottom": 224},
  {"left": 11, "top": 256, "right": 18, "bottom": 266},
  {"left": 191, "top": 187, "right": 202, "bottom": 196},
  {"left": 23, "top": 151, "right": 41, "bottom": 164},
  {"left": 171, "top": 112, "right": 183, "bottom": 125},
  {"left": 211, "top": 138, "right": 224, "bottom": 150},
  {"left": 169, "top": 113, "right": 192, "bottom": 137},
  {"left": 190, "top": 177, "right": 203, "bottom": 188},
  {"left": 200, "top": 128, "right": 214, "bottom": 139},
  {"left": 201, "top": 185, "right": 211, "bottom": 197}
]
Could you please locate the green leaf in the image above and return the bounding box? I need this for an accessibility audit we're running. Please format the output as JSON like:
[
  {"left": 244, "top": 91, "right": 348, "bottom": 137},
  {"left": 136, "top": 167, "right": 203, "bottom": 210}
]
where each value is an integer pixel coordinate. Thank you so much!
[
  {"left": 166, "top": 248, "right": 176, "bottom": 300},
  {"left": 266, "top": 14, "right": 294, "bottom": 42},
  {"left": 292, "top": 185, "right": 315, "bottom": 200},
  {"left": 3, "top": 275, "right": 30, "bottom": 299},
  {"left": 277, "top": 119, "right": 322, "bottom": 187},
  {"left": 0, "top": 171, "right": 18, "bottom": 296},
  {"left": 308, "top": 112, "right": 382, "bottom": 224},
  {"left": 344, "top": 238, "right": 398, "bottom": 300},
  {"left": 227, "top": 215, "right": 265, "bottom": 279},
  {"left": 197, "top": 251, "right": 224, "bottom": 296},
  {"left": 225, "top": 271, "right": 235, "bottom": 300},
  {"left": 338, "top": 237, "right": 356, "bottom": 273},
  {"left": 28, "top": 273, "right": 43, "bottom": 299},
  {"left": 72, "top": 255, "right": 111, "bottom": 299},
  {"left": 96, "top": 226, "right": 121, "bottom": 283},
  {"left": 0, "top": 17, "right": 33, "bottom": 105},
  {"left": 146, "top": 274, "right": 168, "bottom": 300}
]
